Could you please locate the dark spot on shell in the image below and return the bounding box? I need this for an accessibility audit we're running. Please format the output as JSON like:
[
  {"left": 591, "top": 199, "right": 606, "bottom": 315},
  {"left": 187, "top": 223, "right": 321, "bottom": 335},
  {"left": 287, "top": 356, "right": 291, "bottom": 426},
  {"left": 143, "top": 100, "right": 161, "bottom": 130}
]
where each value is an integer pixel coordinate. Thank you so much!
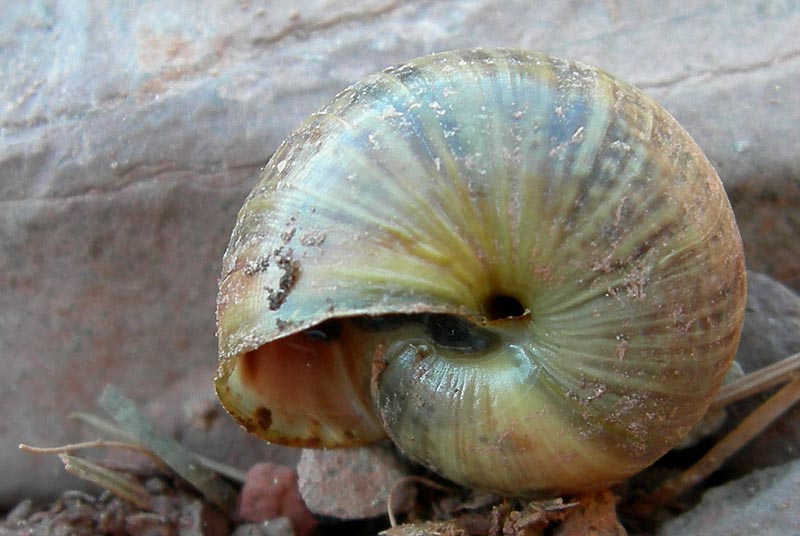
[
  {"left": 243, "top": 256, "right": 270, "bottom": 276},
  {"left": 255, "top": 407, "right": 272, "bottom": 431},
  {"left": 275, "top": 318, "right": 295, "bottom": 332},
  {"left": 241, "top": 418, "right": 256, "bottom": 434},
  {"left": 266, "top": 247, "right": 300, "bottom": 311},
  {"left": 343, "top": 430, "right": 356, "bottom": 441}
]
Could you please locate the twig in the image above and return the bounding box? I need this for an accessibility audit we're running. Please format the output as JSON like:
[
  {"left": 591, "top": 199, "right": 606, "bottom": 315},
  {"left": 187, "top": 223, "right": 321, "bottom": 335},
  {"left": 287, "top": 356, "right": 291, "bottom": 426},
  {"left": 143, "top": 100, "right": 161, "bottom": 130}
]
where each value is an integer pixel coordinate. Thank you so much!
[
  {"left": 634, "top": 377, "right": 800, "bottom": 516},
  {"left": 71, "top": 411, "right": 247, "bottom": 484},
  {"left": 19, "top": 439, "right": 169, "bottom": 471},
  {"left": 711, "top": 352, "right": 800, "bottom": 410},
  {"left": 20, "top": 439, "right": 153, "bottom": 457}
]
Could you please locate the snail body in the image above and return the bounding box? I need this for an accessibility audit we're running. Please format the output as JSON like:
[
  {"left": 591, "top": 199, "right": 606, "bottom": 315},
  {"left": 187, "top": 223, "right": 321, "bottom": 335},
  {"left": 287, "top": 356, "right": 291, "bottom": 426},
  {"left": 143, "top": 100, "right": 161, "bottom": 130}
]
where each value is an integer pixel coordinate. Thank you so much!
[{"left": 216, "top": 49, "right": 746, "bottom": 496}]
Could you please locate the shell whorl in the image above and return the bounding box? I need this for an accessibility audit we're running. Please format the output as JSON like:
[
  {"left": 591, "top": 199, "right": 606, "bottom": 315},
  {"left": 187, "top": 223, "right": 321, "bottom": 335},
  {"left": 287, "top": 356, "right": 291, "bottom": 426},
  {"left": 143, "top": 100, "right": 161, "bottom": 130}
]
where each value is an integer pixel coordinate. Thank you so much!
[{"left": 216, "top": 48, "right": 746, "bottom": 495}]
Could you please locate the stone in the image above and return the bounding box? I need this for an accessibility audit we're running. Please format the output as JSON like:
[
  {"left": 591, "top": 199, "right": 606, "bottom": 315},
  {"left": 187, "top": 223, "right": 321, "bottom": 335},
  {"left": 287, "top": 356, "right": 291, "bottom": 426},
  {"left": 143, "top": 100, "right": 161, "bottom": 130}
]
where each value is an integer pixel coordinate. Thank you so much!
[
  {"left": 555, "top": 490, "right": 625, "bottom": 536},
  {"left": 237, "top": 463, "right": 315, "bottom": 536},
  {"left": 124, "top": 514, "right": 176, "bottom": 536},
  {"left": 728, "top": 178, "right": 800, "bottom": 290},
  {"left": 3, "top": 0, "right": 799, "bottom": 506},
  {"left": 297, "top": 444, "right": 412, "bottom": 520},
  {"left": 735, "top": 272, "right": 800, "bottom": 370},
  {"left": 720, "top": 271, "right": 800, "bottom": 475},
  {"left": 3, "top": 499, "right": 34, "bottom": 523},
  {"left": 231, "top": 519, "right": 296, "bottom": 536},
  {"left": 149, "top": 488, "right": 230, "bottom": 536},
  {"left": 174, "top": 498, "right": 230, "bottom": 536},
  {"left": 658, "top": 458, "right": 800, "bottom": 536}
]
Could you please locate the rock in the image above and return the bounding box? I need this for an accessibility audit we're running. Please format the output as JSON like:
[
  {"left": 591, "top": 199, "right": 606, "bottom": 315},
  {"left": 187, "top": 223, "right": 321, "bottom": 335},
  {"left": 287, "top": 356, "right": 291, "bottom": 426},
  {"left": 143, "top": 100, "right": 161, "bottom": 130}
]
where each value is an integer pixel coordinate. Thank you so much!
[
  {"left": 124, "top": 514, "right": 176, "bottom": 536},
  {"left": 729, "top": 179, "right": 800, "bottom": 290},
  {"left": 231, "top": 519, "right": 296, "bottom": 536},
  {"left": 658, "top": 458, "right": 800, "bottom": 536},
  {"left": 173, "top": 499, "right": 230, "bottom": 536},
  {"left": 297, "top": 444, "right": 413, "bottom": 520},
  {"left": 735, "top": 272, "right": 800, "bottom": 370},
  {"left": 555, "top": 490, "right": 625, "bottom": 536},
  {"left": 721, "top": 271, "right": 800, "bottom": 474},
  {"left": 3, "top": 0, "right": 799, "bottom": 505},
  {"left": 237, "top": 463, "right": 316, "bottom": 536},
  {"left": 4, "top": 499, "right": 34, "bottom": 522},
  {"left": 149, "top": 488, "right": 230, "bottom": 536}
]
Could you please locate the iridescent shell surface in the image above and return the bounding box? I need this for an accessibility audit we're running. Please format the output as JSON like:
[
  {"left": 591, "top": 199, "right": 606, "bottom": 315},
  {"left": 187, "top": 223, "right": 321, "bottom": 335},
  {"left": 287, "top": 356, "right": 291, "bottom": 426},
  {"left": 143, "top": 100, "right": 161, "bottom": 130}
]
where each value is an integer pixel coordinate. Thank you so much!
[{"left": 216, "top": 48, "right": 746, "bottom": 496}]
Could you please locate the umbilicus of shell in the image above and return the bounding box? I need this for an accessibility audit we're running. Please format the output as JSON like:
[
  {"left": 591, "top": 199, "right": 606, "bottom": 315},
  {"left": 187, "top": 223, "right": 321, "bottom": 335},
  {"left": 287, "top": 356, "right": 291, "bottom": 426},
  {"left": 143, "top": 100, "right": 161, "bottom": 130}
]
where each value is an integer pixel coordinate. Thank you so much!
[{"left": 214, "top": 48, "right": 800, "bottom": 519}]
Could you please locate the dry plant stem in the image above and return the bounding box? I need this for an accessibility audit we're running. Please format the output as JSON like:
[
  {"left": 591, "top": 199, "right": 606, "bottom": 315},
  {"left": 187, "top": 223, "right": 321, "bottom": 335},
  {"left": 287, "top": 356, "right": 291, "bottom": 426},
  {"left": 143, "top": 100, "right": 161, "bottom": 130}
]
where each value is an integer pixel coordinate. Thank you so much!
[
  {"left": 640, "top": 377, "right": 800, "bottom": 513},
  {"left": 19, "top": 439, "right": 170, "bottom": 472},
  {"left": 71, "top": 411, "right": 247, "bottom": 483},
  {"left": 387, "top": 476, "right": 454, "bottom": 527},
  {"left": 59, "top": 453, "right": 153, "bottom": 510},
  {"left": 711, "top": 352, "right": 800, "bottom": 410},
  {"left": 99, "top": 385, "right": 238, "bottom": 513},
  {"left": 70, "top": 412, "right": 138, "bottom": 441},
  {"left": 192, "top": 453, "right": 247, "bottom": 484},
  {"left": 20, "top": 440, "right": 157, "bottom": 459}
]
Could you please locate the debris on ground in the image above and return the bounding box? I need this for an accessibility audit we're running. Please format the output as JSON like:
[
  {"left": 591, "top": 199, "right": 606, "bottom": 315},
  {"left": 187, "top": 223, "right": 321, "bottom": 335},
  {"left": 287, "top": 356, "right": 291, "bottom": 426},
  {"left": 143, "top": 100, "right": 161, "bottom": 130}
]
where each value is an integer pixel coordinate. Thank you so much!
[{"left": 1, "top": 479, "right": 229, "bottom": 536}]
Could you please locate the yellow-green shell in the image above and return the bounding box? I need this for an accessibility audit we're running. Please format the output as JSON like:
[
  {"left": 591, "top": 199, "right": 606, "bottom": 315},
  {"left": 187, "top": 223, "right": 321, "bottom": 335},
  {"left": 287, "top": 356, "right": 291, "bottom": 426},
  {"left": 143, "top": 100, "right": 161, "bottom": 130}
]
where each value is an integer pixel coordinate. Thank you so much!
[{"left": 216, "top": 48, "right": 746, "bottom": 496}]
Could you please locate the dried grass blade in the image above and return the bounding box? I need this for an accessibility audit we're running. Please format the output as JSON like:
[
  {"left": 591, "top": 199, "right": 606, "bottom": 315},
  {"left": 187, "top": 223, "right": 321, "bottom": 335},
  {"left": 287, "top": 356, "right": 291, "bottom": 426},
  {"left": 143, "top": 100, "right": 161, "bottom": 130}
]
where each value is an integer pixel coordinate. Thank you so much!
[
  {"left": 98, "top": 385, "right": 237, "bottom": 513},
  {"left": 60, "top": 453, "right": 152, "bottom": 510}
]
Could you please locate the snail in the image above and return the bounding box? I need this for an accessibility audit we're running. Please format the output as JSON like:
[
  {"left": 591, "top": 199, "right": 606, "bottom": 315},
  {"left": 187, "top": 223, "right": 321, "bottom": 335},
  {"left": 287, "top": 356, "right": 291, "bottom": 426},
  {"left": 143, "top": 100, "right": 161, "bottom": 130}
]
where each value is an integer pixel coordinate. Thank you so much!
[{"left": 215, "top": 48, "right": 746, "bottom": 497}]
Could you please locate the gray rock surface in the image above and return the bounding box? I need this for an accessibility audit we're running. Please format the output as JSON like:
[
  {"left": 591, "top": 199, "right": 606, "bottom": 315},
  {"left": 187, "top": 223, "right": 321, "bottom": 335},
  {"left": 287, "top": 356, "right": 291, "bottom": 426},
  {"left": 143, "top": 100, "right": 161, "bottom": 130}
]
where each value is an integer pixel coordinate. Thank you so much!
[
  {"left": 659, "top": 458, "right": 800, "bottom": 536},
  {"left": 231, "top": 519, "right": 296, "bottom": 536},
  {"left": 722, "top": 271, "right": 800, "bottom": 474},
  {"left": 736, "top": 272, "right": 800, "bottom": 370},
  {"left": 2, "top": 0, "right": 799, "bottom": 504}
]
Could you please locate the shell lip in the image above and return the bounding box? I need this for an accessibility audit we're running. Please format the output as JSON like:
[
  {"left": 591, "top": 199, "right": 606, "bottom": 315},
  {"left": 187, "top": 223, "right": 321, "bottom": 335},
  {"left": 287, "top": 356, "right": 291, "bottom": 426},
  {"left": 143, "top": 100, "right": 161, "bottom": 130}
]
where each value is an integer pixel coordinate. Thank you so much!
[
  {"left": 484, "top": 309, "right": 532, "bottom": 326},
  {"left": 214, "top": 321, "right": 391, "bottom": 449},
  {"left": 213, "top": 379, "right": 387, "bottom": 449}
]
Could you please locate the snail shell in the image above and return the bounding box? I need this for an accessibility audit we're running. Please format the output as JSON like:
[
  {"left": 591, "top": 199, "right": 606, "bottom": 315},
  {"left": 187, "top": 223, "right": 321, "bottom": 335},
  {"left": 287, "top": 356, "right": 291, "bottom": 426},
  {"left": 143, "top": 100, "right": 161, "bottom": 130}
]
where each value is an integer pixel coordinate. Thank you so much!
[{"left": 216, "top": 48, "right": 746, "bottom": 496}]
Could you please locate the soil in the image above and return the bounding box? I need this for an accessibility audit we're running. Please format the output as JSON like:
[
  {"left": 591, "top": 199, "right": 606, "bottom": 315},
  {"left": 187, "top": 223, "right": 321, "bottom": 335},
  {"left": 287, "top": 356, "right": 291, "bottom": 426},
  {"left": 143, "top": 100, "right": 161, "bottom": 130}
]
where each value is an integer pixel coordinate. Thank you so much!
[{"left": 0, "top": 447, "right": 728, "bottom": 536}]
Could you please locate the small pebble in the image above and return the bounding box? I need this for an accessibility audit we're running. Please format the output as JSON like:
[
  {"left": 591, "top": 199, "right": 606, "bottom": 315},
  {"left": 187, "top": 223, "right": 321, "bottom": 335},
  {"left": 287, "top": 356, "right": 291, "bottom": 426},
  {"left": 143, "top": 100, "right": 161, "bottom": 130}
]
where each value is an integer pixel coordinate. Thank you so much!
[
  {"left": 238, "top": 462, "right": 316, "bottom": 536},
  {"left": 232, "top": 518, "right": 296, "bottom": 536},
  {"left": 5, "top": 499, "right": 33, "bottom": 522},
  {"left": 297, "top": 443, "right": 414, "bottom": 520}
]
